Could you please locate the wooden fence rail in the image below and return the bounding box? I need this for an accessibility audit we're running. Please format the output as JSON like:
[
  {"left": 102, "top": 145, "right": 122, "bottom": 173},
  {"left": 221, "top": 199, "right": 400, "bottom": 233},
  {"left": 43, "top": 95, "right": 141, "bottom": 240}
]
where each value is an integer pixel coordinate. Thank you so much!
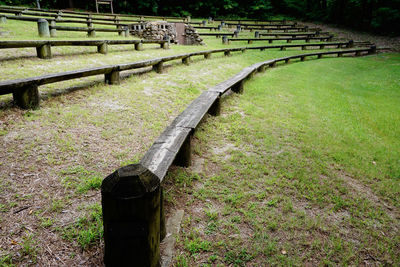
[
  {"left": 0, "top": 42, "right": 360, "bottom": 109},
  {"left": 101, "top": 45, "right": 376, "bottom": 267},
  {"left": 0, "top": 39, "right": 168, "bottom": 59}
]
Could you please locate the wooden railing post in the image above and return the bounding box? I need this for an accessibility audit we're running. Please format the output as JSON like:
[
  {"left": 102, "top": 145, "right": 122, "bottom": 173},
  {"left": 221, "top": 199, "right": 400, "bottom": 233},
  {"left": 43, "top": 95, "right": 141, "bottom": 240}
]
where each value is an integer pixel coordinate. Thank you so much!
[
  {"left": 37, "top": 19, "right": 50, "bottom": 37},
  {"left": 13, "top": 85, "right": 40, "bottom": 109},
  {"left": 255, "top": 31, "right": 259, "bottom": 38},
  {"left": 153, "top": 62, "right": 163, "bottom": 74},
  {"left": 161, "top": 42, "right": 169, "bottom": 49},
  {"left": 224, "top": 50, "right": 231, "bottom": 56},
  {"left": 173, "top": 134, "right": 192, "bottom": 167},
  {"left": 105, "top": 69, "right": 120, "bottom": 85},
  {"left": 231, "top": 81, "right": 243, "bottom": 94},
  {"left": 182, "top": 56, "right": 191, "bottom": 65},
  {"left": 101, "top": 164, "right": 162, "bottom": 267},
  {"left": 97, "top": 42, "right": 108, "bottom": 54},
  {"left": 368, "top": 45, "right": 376, "bottom": 54},
  {"left": 135, "top": 43, "right": 143, "bottom": 51},
  {"left": 0, "top": 15, "right": 7, "bottom": 24},
  {"left": 347, "top": 40, "right": 354, "bottom": 48},
  {"left": 50, "top": 20, "right": 57, "bottom": 37},
  {"left": 88, "top": 28, "right": 96, "bottom": 37},
  {"left": 204, "top": 53, "right": 211, "bottom": 59},
  {"left": 208, "top": 97, "right": 221, "bottom": 116},
  {"left": 36, "top": 44, "right": 52, "bottom": 59},
  {"left": 222, "top": 36, "right": 228, "bottom": 44}
]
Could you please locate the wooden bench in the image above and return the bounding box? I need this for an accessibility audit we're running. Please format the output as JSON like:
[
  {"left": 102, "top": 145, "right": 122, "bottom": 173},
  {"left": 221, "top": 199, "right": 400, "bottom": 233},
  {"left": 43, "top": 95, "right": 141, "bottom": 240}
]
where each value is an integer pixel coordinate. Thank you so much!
[
  {"left": 101, "top": 45, "right": 376, "bottom": 266},
  {"left": 225, "top": 35, "right": 334, "bottom": 44}
]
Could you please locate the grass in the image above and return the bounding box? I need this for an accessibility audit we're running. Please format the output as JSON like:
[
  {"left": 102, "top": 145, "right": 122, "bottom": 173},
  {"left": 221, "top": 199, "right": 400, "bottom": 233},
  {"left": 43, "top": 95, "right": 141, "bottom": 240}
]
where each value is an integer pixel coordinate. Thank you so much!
[
  {"left": 0, "top": 11, "right": 398, "bottom": 266},
  {"left": 167, "top": 53, "right": 400, "bottom": 265}
]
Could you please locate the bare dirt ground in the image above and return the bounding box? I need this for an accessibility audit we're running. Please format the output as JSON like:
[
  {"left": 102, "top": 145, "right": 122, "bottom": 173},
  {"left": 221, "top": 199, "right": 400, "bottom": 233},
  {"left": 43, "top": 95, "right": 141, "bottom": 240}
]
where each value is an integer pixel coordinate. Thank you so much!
[{"left": 302, "top": 21, "right": 400, "bottom": 52}]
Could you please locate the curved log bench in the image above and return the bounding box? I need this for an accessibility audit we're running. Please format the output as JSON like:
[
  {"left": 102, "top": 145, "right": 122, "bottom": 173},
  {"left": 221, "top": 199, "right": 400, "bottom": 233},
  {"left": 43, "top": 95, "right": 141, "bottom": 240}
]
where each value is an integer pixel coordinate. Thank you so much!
[
  {"left": 0, "top": 39, "right": 168, "bottom": 59},
  {"left": 0, "top": 43, "right": 369, "bottom": 109},
  {"left": 225, "top": 35, "right": 334, "bottom": 44},
  {"left": 101, "top": 45, "right": 376, "bottom": 266}
]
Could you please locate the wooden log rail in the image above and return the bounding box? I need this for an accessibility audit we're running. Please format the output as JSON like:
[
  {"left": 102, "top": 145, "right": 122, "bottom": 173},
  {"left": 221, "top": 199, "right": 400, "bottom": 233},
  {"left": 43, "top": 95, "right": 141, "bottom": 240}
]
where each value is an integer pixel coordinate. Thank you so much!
[
  {"left": 101, "top": 45, "right": 375, "bottom": 266},
  {"left": 258, "top": 32, "right": 323, "bottom": 38},
  {"left": 214, "top": 18, "right": 294, "bottom": 24},
  {"left": 199, "top": 32, "right": 235, "bottom": 38},
  {"left": 243, "top": 26, "right": 318, "bottom": 32},
  {"left": 226, "top": 22, "right": 297, "bottom": 27},
  {"left": 0, "top": 6, "right": 187, "bottom": 22},
  {"left": 0, "top": 39, "right": 167, "bottom": 59},
  {"left": 226, "top": 35, "right": 334, "bottom": 44},
  {"left": 49, "top": 25, "right": 129, "bottom": 37},
  {"left": 0, "top": 42, "right": 364, "bottom": 109}
]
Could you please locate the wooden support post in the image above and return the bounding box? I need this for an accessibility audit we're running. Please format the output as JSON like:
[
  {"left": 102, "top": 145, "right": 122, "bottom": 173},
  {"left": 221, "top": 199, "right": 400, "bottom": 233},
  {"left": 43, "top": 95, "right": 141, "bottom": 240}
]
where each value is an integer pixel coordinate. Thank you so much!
[
  {"left": 224, "top": 50, "right": 231, "bottom": 56},
  {"left": 88, "top": 29, "right": 96, "bottom": 37},
  {"left": 97, "top": 43, "right": 108, "bottom": 54},
  {"left": 368, "top": 45, "right": 376, "bottom": 54},
  {"left": 287, "top": 39, "right": 292, "bottom": 43},
  {"left": 260, "top": 48, "right": 265, "bottom": 51},
  {"left": 0, "top": 16, "right": 7, "bottom": 24},
  {"left": 257, "top": 65, "right": 266, "bottom": 72},
  {"left": 153, "top": 62, "right": 163, "bottom": 74},
  {"left": 306, "top": 38, "right": 310, "bottom": 43},
  {"left": 13, "top": 85, "right": 40, "bottom": 109},
  {"left": 285, "top": 59, "right": 290, "bottom": 64},
  {"left": 204, "top": 53, "right": 211, "bottom": 59},
  {"left": 242, "top": 48, "right": 246, "bottom": 53},
  {"left": 161, "top": 42, "right": 169, "bottom": 49},
  {"left": 182, "top": 57, "right": 190, "bottom": 65},
  {"left": 173, "top": 135, "right": 191, "bottom": 167},
  {"left": 301, "top": 56, "right": 306, "bottom": 61},
  {"left": 318, "top": 54, "right": 323, "bottom": 59},
  {"left": 269, "top": 62, "right": 276, "bottom": 68},
  {"left": 280, "top": 46, "right": 286, "bottom": 51},
  {"left": 222, "top": 36, "right": 228, "bottom": 45},
  {"left": 105, "top": 70, "right": 120, "bottom": 85},
  {"left": 208, "top": 97, "right": 221, "bottom": 116},
  {"left": 231, "top": 81, "right": 243, "bottom": 94},
  {"left": 248, "top": 40, "right": 253, "bottom": 44},
  {"left": 202, "top": 20, "right": 207, "bottom": 26},
  {"left": 101, "top": 164, "right": 162, "bottom": 267},
  {"left": 160, "top": 186, "right": 166, "bottom": 241},
  {"left": 347, "top": 40, "right": 354, "bottom": 48},
  {"left": 302, "top": 45, "right": 306, "bottom": 50},
  {"left": 36, "top": 44, "right": 51, "bottom": 59},
  {"left": 234, "top": 30, "right": 239, "bottom": 38},
  {"left": 118, "top": 25, "right": 123, "bottom": 36},
  {"left": 135, "top": 43, "right": 143, "bottom": 51},
  {"left": 50, "top": 20, "right": 57, "bottom": 37},
  {"left": 320, "top": 44, "right": 325, "bottom": 49},
  {"left": 124, "top": 27, "right": 130, "bottom": 37},
  {"left": 37, "top": 19, "right": 50, "bottom": 37},
  {"left": 338, "top": 52, "right": 343, "bottom": 57},
  {"left": 355, "top": 51, "right": 362, "bottom": 57},
  {"left": 269, "top": 40, "right": 273, "bottom": 44},
  {"left": 255, "top": 31, "right": 259, "bottom": 38}
]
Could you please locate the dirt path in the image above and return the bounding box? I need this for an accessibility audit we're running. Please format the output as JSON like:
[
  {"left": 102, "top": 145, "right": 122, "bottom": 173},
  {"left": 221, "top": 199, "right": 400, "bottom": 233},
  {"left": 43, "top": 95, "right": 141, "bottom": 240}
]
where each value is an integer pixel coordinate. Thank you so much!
[{"left": 302, "top": 21, "right": 400, "bottom": 52}]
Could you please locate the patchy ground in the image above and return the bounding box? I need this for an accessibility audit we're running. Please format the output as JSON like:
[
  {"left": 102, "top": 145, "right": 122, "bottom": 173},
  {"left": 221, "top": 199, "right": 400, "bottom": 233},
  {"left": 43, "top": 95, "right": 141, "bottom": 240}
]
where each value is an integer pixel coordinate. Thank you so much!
[{"left": 0, "top": 14, "right": 399, "bottom": 267}]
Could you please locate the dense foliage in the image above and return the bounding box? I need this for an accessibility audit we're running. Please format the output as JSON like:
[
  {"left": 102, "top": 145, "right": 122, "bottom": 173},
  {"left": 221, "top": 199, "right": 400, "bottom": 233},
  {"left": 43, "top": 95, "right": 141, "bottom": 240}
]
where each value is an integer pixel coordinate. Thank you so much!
[{"left": 2, "top": 0, "right": 399, "bottom": 34}]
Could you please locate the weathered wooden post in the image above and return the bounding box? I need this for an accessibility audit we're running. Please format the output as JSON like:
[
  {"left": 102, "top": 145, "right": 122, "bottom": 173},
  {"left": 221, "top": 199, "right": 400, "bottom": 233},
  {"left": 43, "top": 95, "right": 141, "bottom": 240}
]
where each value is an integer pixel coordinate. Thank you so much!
[
  {"left": 301, "top": 56, "right": 306, "bottom": 61},
  {"left": 347, "top": 40, "right": 354, "bottom": 48},
  {"left": 182, "top": 56, "right": 190, "bottom": 65},
  {"left": 97, "top": 42, "right": 108, "bottom": 54},
  {"left": 202, "top": 20, "right": 207, "bottom": 26},
  {"left": 153, "top": 62, "right": 163, "bottom": 74},
  {"left": 222, "top": 36, "right": 228, "bottom": 44},
  {"left": 124, "top": 27, "right": 130, "bottom": 37},
  {"left": 224, "top": 50, "right": 231, "bottom": 56},
  {"left": 208, "top": 96, "right": 221, "bottom": 116},
  {"left": 204, "top": 53, "right": 211, "bottom": 59},
  {"left": 118, "top": 25, "right": 123, "bottom": 36},
  {"left": 0, "top": 16, "right": 7, "bottom": 24},
  {"left": 102, "top": 164, "right": 162, "bottom": 267},
  {"left": 208, "top": 17, "right": 213, "bottom": 23},
  {"left": 87, "top": 18, "right": 93, "bottom": 28},
  {"left": 304, "top": 26, "right": 309, "bottom": 32},
  {"left": 186, "top": 16, "right": 191, "bottom": 22},
  {"left": 280, "top": 46, "right": 286, "bottom": 51},
  {"left": 161, "top": 42, "right": 169, "bottom": 49},
  {"left": 285, "top": 58, "right": 290, "bottom": 63},
  {"left": 234, "top": 30, "right": 239, "bottom": 38},
  {"left": 320, "top": 44, "right": 325, "bottom": 49},
  {"left": 88, "top": 28, "right": 96, "bottom": 37},
  {"left": 37, "top": 19, "right": 50, "bottom": 37},
  {"left": 255, "top": 31, "right": 259, "bottom": 38},
  {"left": 231, "top": 81, "right": 243, "bottom": 94},
  {"left": 236, "top": 25, "right": 241, "bottom": 32},
  {"left": 221, "top": 21, "right": 225, "bottom": 27},
  {"left": 36, "top": 43, "right": 51, "bottom": 59},
  {"left": 135, "top": 42, "right": 143, "bottom": 51},
  {"left": 13, "top": 85, "right": 40, "bottom": 109},
  {"left": 217, "top": 25, "right": 222, "bottom": 31},
  {"left": 269, "top": 39, "right": 273, "bottom": 43},
  {"left": 50, "top": 20, "right": 57, "bottom": 37},
  {"left": 368, "top": 45, "right": 376, "bottom": 54},
  {"left": 248, "top": 39, "right": 253, "bottom": 44},
  {"left": 105, "top": 69, "right": 120, "bottom": 85}
]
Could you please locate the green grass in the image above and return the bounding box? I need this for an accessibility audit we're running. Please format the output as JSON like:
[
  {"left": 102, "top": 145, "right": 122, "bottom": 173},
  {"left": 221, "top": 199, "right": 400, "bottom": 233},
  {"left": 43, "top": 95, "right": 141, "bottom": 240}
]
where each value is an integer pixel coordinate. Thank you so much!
[
  {"left": 0, "top": 14, "right": 398, "bottom": 266},
  {"left": 169, "top": 53, "right": 400, "bottom": 266}
]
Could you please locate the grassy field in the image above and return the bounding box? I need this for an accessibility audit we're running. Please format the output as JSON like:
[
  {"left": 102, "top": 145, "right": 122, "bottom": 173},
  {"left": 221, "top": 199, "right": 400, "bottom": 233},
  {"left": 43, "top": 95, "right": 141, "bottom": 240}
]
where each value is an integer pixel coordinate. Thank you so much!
[{"left": 0, "top": 11, "right": 399, "bottom": 266}]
